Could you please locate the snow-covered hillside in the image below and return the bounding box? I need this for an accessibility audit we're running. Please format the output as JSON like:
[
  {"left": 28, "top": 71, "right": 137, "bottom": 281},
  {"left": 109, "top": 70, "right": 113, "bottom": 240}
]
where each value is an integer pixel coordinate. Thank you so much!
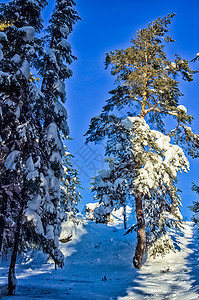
[{"left": 0, "top": 217, "right": 199, "bottom": 299}]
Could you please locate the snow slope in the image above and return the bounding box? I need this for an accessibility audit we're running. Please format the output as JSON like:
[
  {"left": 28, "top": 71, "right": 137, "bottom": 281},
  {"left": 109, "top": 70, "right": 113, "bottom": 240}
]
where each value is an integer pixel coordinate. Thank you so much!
[{"left": 0, "top": 219, "right": 199, "bottom": 299}]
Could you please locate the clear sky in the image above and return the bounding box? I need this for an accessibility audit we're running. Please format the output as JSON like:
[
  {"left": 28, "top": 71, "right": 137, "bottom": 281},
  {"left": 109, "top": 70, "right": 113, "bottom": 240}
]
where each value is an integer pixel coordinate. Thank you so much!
[{"left": 11, "top": 0, "right": 199, "bottom": 219}]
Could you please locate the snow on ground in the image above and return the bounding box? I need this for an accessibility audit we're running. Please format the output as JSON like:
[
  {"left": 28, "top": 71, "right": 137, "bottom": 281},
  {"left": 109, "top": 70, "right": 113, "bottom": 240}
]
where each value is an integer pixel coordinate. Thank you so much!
[
  {"left": 120, "top": 223, "right": 199, "bottom": 300},
  {"left": 0, "top": 218, "right": 199, "bottom": 299}
]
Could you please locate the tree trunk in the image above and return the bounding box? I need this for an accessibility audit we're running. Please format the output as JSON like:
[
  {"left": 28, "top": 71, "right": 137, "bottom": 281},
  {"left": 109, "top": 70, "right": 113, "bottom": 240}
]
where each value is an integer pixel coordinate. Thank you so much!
[
  {"left": 0, "top": 198, "right": 6, "bottom": 255},
  {"left": 133, "top": 192, "right": 145, "bottom": 269},
  {"left": 123, "top": 205, "right": 127, "bottom": 229},
  {"left": 0, "top": 220, "right": 5, "bottom": 256},
  {"left": 7, "top": 209, "right": 22, "bottom": 296}
]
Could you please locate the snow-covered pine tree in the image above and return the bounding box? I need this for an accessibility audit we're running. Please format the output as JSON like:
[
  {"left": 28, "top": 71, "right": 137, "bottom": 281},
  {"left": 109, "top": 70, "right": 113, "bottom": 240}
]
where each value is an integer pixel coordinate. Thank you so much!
[
  {"left": 24, "top": 0, "right": 80, "bottom": 269},
  {"left": 121, "top": 116, "right": 189, "bottom": 259},
  {"left": 59, "top": 148, "right": 82, "bottom": 222},
  {"left": 0, "top": 0, "right": 47, "bottom": 294},
  {"left": 91, "top": 121, "right": 133, "bottom": 229},
  {"left": 91, "top": 166, "right": 129, "bottom": 228},
  {"left": 0, "top": 0, "right": 80, "bottom": 293},
  {"left": 190, "top": 183, "right": 199, "bottom": 224},
  {"left": 91, "top": 169, "right": 114, "bottom": 224},
  {"left": 86, "top": 14, "right": 199, "bottom": 268},
  {"left": 22, "top": 0, "right": 81, "bottom": 274}
]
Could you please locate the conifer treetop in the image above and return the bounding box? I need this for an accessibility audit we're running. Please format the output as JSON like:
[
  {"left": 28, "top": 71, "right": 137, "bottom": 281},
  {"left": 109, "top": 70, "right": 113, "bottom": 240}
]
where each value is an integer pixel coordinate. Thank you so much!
[
  {"left": 0, "top": 0, "right": 47, "bottom": 32},
  {"left": 104, "top": 14, "right": 194, "bottom": 119},
  {"left": 41, "top": 0, "right": 80, "bottom": 136},
  {"left": 86, "top": 14, "right": 199, "bottom": 158}
]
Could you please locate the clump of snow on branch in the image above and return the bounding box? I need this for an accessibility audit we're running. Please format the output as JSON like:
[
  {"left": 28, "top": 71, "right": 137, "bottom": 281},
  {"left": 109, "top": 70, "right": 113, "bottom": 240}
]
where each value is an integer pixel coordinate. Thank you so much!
[
  {"left": 25, "top": 208, "right": 44, "bottom": 236},
  {"left": 122, "top": 116, "right": 189, "bottom": 199},
  {"left": 5, "top": 150, "right": 20, "bottom": 170},
  {"left": 18, "top": 26, "right": 35, "bottom": 42},
  {"left": 177, "top": 105, "right": 187, "bottom": 114}
]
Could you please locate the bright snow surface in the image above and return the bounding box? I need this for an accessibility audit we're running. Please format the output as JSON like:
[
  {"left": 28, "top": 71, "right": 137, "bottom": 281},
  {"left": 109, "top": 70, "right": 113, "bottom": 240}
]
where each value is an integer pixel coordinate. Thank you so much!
[{"left": 0, "top": 217, "right": 199, "bottom": 299}]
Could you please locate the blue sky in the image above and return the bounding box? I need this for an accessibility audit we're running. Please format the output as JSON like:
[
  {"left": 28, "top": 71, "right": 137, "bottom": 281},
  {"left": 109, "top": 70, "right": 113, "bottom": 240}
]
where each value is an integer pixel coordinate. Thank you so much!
[{"left": 41, "top": 1, "right": 199, "bottom": 218}]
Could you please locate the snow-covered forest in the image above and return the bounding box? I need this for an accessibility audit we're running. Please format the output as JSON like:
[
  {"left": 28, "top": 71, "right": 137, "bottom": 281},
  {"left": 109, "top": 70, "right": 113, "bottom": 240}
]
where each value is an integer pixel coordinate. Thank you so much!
[{"left": 1, "top": 0, "right": 199, "bottom": 299}]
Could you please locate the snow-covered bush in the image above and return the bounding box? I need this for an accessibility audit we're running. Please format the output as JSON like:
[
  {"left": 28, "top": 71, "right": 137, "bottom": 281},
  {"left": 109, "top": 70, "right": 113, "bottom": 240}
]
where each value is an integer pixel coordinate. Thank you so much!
[
  {"left": 60, "top": 213, "right": 85, "bottom": 243},
  {"left": 147, "top": 233, "right": 175, "bottom": 259}
]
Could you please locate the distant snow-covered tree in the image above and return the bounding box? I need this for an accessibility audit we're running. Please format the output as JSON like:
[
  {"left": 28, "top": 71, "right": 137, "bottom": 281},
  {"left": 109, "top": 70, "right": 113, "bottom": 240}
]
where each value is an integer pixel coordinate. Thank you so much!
[
  {"left": 189, "top": 184, "right": 199, "bottom": 224},
  {"left": 86, "top": 14, "right": 199, "bottom": 269},
  {"left": 59, "top": 148, "right": 82, "bottom": 222},
  {"left": 91, "top": 168, "right": 128, "bottom": 228},
  {"left": 91, "top": 123, "right": 133, "bottom": 229}
]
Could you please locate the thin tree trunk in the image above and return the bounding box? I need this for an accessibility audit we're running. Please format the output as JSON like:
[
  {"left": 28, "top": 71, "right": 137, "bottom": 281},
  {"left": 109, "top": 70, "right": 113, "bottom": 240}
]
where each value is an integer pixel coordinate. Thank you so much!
[
  {"left": 0, "top": 220, "right": 5, "bottom": 256},
  {"left": 133, "top": 192, "right": 145, "bottom": 269},
  {"left": 7, "top": 208, "right": 22, "bottom": 296},
  {"left": 123, "top": 205, "right": 127, "bottom": 229},
  {"left": 141, "top": 89, "right": 147, "bottom": 119},
  {"left": 0, "top": 198, "right": 6, "bottom": 255},
  {"left": 135, "top": 52, "right": 147, "bottom": 267}
]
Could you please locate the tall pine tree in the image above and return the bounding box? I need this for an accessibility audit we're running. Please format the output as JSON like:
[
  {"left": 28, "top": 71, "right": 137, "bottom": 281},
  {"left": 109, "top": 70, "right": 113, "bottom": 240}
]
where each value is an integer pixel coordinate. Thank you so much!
[
  {"left": 86, "top": 14, "right": 199, "bottom": 268},
  {"left": 0, "top": 0, "right": 80, "bottom": 294},
  {"left": 0, "top": 0, "right": 48, "bottom": 294},
  {"left": 29, "top": 0, "right": 81, "bottom": 268}
]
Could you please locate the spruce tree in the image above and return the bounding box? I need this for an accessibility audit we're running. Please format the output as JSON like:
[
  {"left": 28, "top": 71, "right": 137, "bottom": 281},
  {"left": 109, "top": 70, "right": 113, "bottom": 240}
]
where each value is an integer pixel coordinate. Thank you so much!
[
  {"left": 91, "top": 168, "right": 129, "bottom": 228},
  {"left": 91, "top": 123, "right": 132, "bottom": 229},
  {"left": 0, "top": 0, "right": 80, "bottom": 294},
  {"left": 59, "top": 149, "right": 82, "bottom": 222},
  {"left": 27, "top": 0, "right": 80, "bottom": 270},
  {"left": 0, "top": 0, "right": 47, "bottom": 294},
  {"left": 86, "top": 14, "right": 199, "bottom": 268}
]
